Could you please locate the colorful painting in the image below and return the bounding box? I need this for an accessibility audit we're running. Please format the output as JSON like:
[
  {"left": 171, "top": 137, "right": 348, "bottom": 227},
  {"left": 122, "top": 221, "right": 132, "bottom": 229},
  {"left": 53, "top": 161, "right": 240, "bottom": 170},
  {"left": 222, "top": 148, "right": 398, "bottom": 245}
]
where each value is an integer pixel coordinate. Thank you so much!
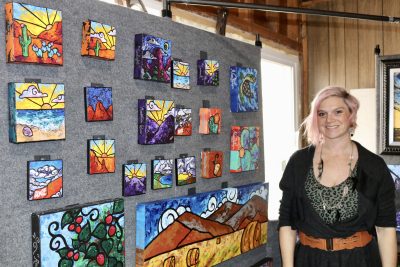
[
  {"left": 87, "top": 139, "right": 115, "bottom": 174},
  {"left": 5, "top": 2, "right": 63, "bottom": 65},
  {"left": 9, "top": 82, "right": 65, "bottom": 143},
  {"left": 387, "top": 165, "right": 400, "bottom": 231},
  {"left": 201, "top": 150, "right": 223, "bottom": 178},
  {"left": 172, "top": 61, "right": 190, "bottom": 89},
  {"left": 32, "top": 199, "right": 124, "bottom": 266},
  {"left": 123, "top": 163, "right": 146, "bottom": 197},
  {"left": 152, "top": 159, "right": 173, "bottom": 190},
  {"left": 28, "top": 159, "right": 63, "bottom": 201},
  {"left": 81, "top": 20, "right": 116, "bottom": 60},
  {"left": 199, "top": 107, "right": 221, "bottom": 134},
  {"left": 175, "top": 108, "right": 192, "bottom": 136},
  {"left": 197, "top": 59, "right": 219, "bottom": 86},
  {"left": 136, "top": 183, "right": 268, "bottom": 267},
  {"left": 230, "top": 126, "right": 260, "bottom": 173},
  {"left": 134, "top": 34, "right": 171, "bottom": 82},
  {"left": 230, "top": 66, "right": 259, "bottom": 112},
  {"left": 138, "top": 99, "right": 175, "bottom": 144},
  {"left": 392, "top": 71, "right": 400, "bottom": 142},
  {"left": 85, "top": 87, "right": 113, "bottom": 122},
  {"left": 176, "top": 156, "right": 196, "bottom": 186}
]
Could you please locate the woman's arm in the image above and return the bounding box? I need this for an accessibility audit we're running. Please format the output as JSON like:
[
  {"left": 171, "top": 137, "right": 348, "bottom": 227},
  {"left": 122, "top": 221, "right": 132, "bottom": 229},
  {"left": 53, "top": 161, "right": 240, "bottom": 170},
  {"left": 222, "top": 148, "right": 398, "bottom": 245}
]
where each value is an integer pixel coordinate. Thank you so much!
[
  {"left": 279, "top": 226, "right": 297, "bottom": 267},
  {"left": 376, "top": 226, "right": 397, "bottom": 267}
]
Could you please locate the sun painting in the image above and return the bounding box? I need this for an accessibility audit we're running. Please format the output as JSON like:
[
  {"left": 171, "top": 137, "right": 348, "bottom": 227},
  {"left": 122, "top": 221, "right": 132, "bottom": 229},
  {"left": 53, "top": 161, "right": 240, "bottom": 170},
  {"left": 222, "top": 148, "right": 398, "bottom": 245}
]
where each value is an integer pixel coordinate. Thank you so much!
[
  {"left": 81, "top": 20, "right": 116, "bottom": 60},
  {"left": 88, "top": 139, "right": 115, "bottom": 174},
  {"left": 123, "top": 163, "right": 146, "bottom": 196}
]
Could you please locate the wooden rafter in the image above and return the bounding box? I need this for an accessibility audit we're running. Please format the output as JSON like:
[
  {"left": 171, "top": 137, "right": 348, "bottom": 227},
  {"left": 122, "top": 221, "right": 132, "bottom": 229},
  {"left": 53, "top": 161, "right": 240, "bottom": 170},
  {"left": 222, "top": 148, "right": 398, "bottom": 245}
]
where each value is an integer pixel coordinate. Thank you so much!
[
  {"left": 216, "top": 8, "right": 229, "bottom": 36},
  {"left": 301, "top": 0, "right": 332, "bottom": 8}
]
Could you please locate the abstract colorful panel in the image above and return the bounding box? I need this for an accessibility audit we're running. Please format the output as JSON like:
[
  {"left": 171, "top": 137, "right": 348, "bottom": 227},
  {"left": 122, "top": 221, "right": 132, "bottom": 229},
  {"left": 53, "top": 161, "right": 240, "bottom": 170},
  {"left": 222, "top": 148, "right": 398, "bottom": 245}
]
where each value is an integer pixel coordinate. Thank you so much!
[
  {"left": 81, "top": 20, "right": 116, "bottom": 60},
  {"left": 136, "top": 183, "right": 268, "bottom": 267},
  {"left": 201, "top": 150, "right": 223, "bottom": 178},
  {"left": 9, "top": 82, "right": 65, "bottom": 143},
  {"left": 138, "top": 99, "right": 175, "bottom": 144},
  {"left": 5, "top": 2, "right": 63, "bottom": 65},
  {"left": 87, "top": 139, "right": 115, "bottom": 174},
  {"left": 134, "top": 34, "right": 171, "bottom": 82},
  {"left": 230, "top": 126, "right": 260, "bottom": 173},
  {"left": 230, "top": 66, "right": 259, "bottom": 112},
  {"left": 197, "top": 59, "right": 219, "bottom": 86},
  {"left": 387, "top": 165, "right": 400, "bottom": 231},
  {"left": 176, "top": 156, "right": 196, "bottom": 186},
  {"left": 199, "top": 108, "right": 221, "bottom": 134},
  {"left": 85, "top": 87, "right": 113, "bottom": 122},
  {"left": 175, "top": 108, "right": 192, "bottom": 136},
  {"left": 32, "top": 199, "right": 125, "bottom": 266},
  {"left": 123, "top": 163, "right": 146, "bottom": 197},
  {"left": 172, "top": 61, "right": 190, "bottom": 89},
  {"left": 28, "top": 159, "right": 63, "bottom": 201},
  {"left": 152, "top": 159, "right": 173, "bottom": 190}
]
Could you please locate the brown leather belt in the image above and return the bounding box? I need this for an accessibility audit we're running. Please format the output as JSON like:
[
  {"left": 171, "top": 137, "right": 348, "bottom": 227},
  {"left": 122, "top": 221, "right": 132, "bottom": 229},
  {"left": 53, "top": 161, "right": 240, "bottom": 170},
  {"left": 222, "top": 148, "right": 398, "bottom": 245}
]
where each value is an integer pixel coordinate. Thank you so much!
[{"left": 299, "top": 231, "right": 372, "bottom": 251}]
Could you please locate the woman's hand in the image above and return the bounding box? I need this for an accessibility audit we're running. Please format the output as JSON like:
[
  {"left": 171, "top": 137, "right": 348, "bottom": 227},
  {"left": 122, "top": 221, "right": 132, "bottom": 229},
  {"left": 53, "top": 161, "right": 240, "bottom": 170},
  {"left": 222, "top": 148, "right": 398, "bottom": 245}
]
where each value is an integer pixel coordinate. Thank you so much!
[{"left": 279, "top": 226, "right": 297, "bottom": 267}]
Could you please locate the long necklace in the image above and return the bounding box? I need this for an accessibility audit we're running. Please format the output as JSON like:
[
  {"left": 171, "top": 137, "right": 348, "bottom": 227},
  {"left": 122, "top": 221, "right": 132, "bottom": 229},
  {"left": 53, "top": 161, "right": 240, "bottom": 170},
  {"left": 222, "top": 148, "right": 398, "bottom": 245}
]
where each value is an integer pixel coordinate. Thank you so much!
[{"left": 316, "top": 143, "right": 354, "bottom": 212}]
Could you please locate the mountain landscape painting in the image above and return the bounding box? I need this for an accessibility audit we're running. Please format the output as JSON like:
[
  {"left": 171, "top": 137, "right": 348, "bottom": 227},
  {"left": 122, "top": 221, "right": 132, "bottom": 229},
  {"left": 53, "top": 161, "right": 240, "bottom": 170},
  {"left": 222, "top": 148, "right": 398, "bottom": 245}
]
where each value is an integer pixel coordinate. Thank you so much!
[
  {"left": 175, "top": 108, "right": 192, "bottom": 136},
  {"left": 138, "top": 99, "right": 175, "bottom": 144},
  {"left": 28, "top": 159, "right": 63, "bottom": 201},
  {"left": 152, "top": 159, "right": 173, "bottom": 190},
  {"left": 136, "top": 183, "right": 268, "bottom": 267},
  {"left": 197, "top": 59, "right": 219, "bottom": 86},
  {"left": 87, "top": 139, "right": 115, "bottom": 174},
  {"left": 123, "top": 163, "right": 146, "bottom": 197},
  {"left": 230, "top": 66, "right": 259, "bottom": 112},
  {"left": 5, "top": 2, "right": 63, "bottom": 65},
  {"left": 81, "top": 20, "right": 116, "bottom": 60},
  {"left": 85, "top": 87, "right": 113, "bottom": 122},
  {"left": 230, "top": 126, "right": 260, "bottom": 173},
  {"left": 175, "top": 156, "right": 196, "bottom": 186}
]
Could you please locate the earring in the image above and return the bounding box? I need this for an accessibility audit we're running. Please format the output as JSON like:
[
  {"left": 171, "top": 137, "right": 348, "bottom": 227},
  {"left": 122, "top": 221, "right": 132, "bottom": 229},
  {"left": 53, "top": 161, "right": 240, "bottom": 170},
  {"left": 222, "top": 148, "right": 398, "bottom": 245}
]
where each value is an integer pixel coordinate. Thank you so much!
[{"left": 349, "top": 127, "right": 354, "bottom": 137}]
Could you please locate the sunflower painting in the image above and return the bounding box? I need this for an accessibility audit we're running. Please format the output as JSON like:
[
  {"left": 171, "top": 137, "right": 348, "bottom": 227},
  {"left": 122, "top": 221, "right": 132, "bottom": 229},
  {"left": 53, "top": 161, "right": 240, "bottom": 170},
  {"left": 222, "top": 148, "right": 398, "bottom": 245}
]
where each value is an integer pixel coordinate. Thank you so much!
[
  {"left": 5, "top": 2, "right": 62, "bottom": 65},
  {"left": 9, "top": 82, "right": 65, "bottom": 143},
  {"left": 87, "top": 139, "right": 115, "bottom": 174},
  {"left": 81, "top": 20, "right": 116, "bottom": 60}
]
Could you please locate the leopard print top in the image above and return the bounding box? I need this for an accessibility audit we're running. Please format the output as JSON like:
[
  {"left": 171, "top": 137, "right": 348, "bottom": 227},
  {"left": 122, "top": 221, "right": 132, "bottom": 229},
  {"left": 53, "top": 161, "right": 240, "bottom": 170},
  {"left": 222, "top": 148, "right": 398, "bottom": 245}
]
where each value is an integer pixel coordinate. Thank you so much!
[{"left": 305, "top": 162, "right": 358, "bottom": 224}]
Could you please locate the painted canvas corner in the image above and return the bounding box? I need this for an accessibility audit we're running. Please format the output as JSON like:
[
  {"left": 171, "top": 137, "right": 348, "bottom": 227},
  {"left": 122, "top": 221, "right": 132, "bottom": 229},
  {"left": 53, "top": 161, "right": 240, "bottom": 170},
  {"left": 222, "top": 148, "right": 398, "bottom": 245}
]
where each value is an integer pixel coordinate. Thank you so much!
[{"left": 81, "top": 20, "right": 116, "bottom": 60}]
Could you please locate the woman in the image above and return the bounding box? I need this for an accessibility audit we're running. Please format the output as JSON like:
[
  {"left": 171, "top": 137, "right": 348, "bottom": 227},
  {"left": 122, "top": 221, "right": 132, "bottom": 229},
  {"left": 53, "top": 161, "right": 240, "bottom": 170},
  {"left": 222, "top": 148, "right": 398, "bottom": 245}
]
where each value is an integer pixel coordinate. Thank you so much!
[{"left": 278, "top": 86, "right": 397, "bottom": 267}]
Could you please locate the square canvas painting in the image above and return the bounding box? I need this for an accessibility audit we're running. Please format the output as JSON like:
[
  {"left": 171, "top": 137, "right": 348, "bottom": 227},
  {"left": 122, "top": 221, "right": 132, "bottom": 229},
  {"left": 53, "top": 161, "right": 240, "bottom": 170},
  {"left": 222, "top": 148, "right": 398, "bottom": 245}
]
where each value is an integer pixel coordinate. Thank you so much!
[
  {"left": 81, "top": 20, "right": 116, "bottom": 60},
  {"left": 152, "top": 159, "right": 173, "bottom": 190},
  {"left": 201, "top": 150, "right": 223, "bottom": 178},
  {"left": 138, "top": 99, "right": 175, "bottom": 144},
  {"left": 87, "top": 139, "right": 115, "bottom": 174},
  {"left": 9, "top": 82, "right": 65, "bottom": 143},
  {"left": 199, "top": 107, "right": 221, "bottom": 134},
  {"left": 230, "top": 66, "right": 259, "bottom": 112},
  {"left": 123, "top": 163, "right": 146, "bottom": 197},
  {"left": 387, "top": 164, "right": 400, "bottom": 231},
  {"left": 197, "top": 59, "right": 219, "bottom": 86},
  {"left": 172, "top": 61, "right": 190, "bottom": 89},
  {"left": 134, "top": 34, "right": 171, "bottom": 82},
  {"left": 85, "top": 87, "right": 113, "bottom": 122},
  {"left": 32, "top": 199, "right": 125, "bottom": 266},
  {"left": 230, "top": 126, "right": 260, "bottom": 173},
  {"left": 175, "top": 108, "right": 192, "bottom": 136},
  {"left": 136, "top": 183, "right": 268, "bottom": 267},
  {"left": 175, "top": 156, "right": 196, "bottom": 186},
  {"left": 28, "top": 159, "right": 63, "bottom": 201},
  {"left": 5, "top": 2, "right": 63, "bottom": 65}
]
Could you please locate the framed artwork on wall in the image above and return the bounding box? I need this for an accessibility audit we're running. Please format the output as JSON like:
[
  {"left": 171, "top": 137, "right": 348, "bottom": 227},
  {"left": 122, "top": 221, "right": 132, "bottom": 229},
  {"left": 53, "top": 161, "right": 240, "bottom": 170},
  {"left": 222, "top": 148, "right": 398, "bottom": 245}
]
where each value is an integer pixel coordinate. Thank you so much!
[
  {"left": 28, "top": 159, "right": 63, "bottom": 201},
  {"left": 377, "top": 55, "right": 400, "bottom": 154},
  {"left": 84, "top": 87, "right": 113, "bottom": 122},
  {"left": 197, "top": 59, "right": 219, "bottom": 86},
  {"left": 87, "top": 138, "right": 115, "bottom": 174},
  {"left": 134, "top": 34, "right": 171, "bottom": 82},
  {"left": 123, "top": 162, "right": 146, "bottom": 197},
  {"left": 172, "top": 61, "right": 190, "bottom": 89},
  {"left": 175, "top": 107, "right": 192, "bottom": 136},
  {"left": 175, "top": 156, "right": 196, "bottom": 186},
  {"left": 230, "top": 66, "right": 259, "bottom": 112},
  {"left": 230, "top": 126, "right": 260, "bottom": 173},
  {"left": 387, "top": 164, "right": 400, "bottom": 231},
  {"left": 32, "top": 198, "right": 125, "bottom": 266},
  {"left": 199, "top": 107, "right": 221, "bottom": 134},
  {"left": 201, "top": 150, "right": 223, "bottom": 178},
  {"left": 152, "top": 159, "right": 173, "bottom": 190},
  {"left": 5, "top": 2, "right": 63, "bottom": 65},
  {"left": 9, "top": 82, "right": 65, "bottom": 143},
  {"left": 81, "top": 20, "right": 116, "bottom": 60}
]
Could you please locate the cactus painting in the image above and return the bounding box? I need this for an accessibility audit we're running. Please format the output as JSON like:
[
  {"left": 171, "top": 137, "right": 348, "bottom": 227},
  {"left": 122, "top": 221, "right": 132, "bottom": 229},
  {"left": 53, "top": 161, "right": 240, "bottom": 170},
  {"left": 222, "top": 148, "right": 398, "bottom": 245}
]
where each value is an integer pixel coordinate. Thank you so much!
[
  {"left": 5, "top": 2, "right": 63, "bottom": 65},
  {"left": 81, "top": 20, "right": 116, "bottom": 60}
]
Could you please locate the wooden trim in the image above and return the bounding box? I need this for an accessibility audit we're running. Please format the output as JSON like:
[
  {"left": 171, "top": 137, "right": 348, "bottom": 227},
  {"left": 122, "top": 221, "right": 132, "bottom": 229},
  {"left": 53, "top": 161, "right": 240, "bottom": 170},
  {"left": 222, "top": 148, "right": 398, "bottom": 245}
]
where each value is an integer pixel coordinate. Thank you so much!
[
  {"left": 300, "top": 13, "right": 308, "bottom": 147},
  {"left": 301, "top": 0, "right": 332, "bottom": 8}
]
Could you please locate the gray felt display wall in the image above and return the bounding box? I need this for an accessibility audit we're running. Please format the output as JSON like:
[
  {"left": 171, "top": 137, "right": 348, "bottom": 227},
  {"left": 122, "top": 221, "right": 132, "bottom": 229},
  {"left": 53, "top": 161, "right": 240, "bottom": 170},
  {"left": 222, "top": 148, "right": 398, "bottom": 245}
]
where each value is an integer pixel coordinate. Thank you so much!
[{"left": 0, "top": 0, "right": 267, "bottom": 266}]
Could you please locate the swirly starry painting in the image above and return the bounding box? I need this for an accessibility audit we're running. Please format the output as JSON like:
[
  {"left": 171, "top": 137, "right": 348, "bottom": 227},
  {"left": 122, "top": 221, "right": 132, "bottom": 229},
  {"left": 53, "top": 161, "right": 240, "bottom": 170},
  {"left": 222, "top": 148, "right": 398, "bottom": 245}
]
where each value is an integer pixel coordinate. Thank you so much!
[
  {"left": 387, "top": 164, "right": 400, "bottom": 231},
  {"left": 230, "top": 66, "right": 259, "bottom": 112},
  {"left": 5, "top": 2, "right": 63, "bottom": 65},
  {"left": 152, "top": 159, "right": 173, "bottom": 190},
  {"left": 123, "top": 163, "right": 146, "bottom": 196},
  {"left": 32, "top": 199, "right": 124, "bottom": 266},
  {"left": 81, "top": 20, "right": 116, "bottom": 60},
  {"left": 28, "top": 159, "right": 63, "bottom": 201},
  {"left": 230, "top": 126, "right": 260, "bottom": 173},
  {"left": 136, "top": 183, "right": 268, "bottom": 267},
  {"left": 197, "top": 59, "right": 219, "bottom": 86},
  {"left": 85, "top": 87, "right": 113, "bottom": 122},
  {"left": 9, "top": 82, "right": 65, "bottom": 143}
]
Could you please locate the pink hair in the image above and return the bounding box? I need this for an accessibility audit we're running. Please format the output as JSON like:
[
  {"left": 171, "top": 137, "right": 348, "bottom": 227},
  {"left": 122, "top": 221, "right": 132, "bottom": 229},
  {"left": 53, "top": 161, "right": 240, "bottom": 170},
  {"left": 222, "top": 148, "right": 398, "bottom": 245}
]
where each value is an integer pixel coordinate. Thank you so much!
[{"left": 302, "top": 86, "right": 360, "bottom": 145}]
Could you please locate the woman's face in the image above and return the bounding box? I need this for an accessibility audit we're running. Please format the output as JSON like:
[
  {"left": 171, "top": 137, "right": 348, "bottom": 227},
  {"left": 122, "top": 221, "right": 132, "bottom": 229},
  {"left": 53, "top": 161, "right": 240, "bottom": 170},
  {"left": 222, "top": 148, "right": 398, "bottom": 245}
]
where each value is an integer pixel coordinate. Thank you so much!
[{"left": 317, "top": 96, "right": 352, "bottom": 142}]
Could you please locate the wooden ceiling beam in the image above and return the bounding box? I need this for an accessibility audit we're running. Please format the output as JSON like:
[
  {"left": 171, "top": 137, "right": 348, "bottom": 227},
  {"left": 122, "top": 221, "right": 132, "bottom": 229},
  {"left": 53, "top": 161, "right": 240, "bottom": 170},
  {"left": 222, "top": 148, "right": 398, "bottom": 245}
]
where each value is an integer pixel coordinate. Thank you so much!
[{"left": 301, "top": 0, "right": 332, "bottom": 8}]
